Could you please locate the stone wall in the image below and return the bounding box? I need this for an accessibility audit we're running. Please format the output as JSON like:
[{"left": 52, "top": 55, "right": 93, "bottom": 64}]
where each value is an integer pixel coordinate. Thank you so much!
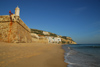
[{"left": 0, "top": 15, "right": 32, "bottom": 43}]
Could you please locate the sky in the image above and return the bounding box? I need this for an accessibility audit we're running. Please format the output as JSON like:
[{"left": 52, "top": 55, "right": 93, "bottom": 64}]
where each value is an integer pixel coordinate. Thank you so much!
[{"left": 0, "top": 0, "right": 100, "bottom": 44}]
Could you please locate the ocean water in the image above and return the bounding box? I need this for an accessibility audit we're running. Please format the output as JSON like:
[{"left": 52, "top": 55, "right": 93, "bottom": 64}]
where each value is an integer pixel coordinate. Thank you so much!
[{"left": 62, "top": 44, "right": 100, "bottom": 67}]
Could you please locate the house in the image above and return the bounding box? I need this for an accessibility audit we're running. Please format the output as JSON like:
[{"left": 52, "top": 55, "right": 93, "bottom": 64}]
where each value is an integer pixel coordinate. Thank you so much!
[
  {"left": 46, "top": 36, "right": 61, "bottom": 44},
  {"left": 43, "top": 31, "right": 50, "bottom": 35},
  {"left": 54, "top": 37, "right": 61, "bottom": 43}
]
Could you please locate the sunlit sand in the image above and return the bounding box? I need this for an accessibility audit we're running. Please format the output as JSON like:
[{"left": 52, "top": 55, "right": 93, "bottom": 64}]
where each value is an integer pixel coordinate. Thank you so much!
[{"left": 0, "top": 42, "right": 67, "bottom": 67}]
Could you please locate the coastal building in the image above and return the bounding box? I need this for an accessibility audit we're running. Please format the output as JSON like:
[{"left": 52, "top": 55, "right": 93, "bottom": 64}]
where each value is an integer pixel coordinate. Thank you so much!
[
  {"left": 43, "top": 31, "right": 50, "bottom": 35},
  {"left": 46, "top": 36, "right": 61, "bottom": 44},
  {"left": 47, "top": 37, "right": 54, "bottom": 43},
  {"left": 54, "top": 37, "right": 61, "bottom": 43},
  {"left": 0, "top": 6, "right": 32, "bottom": 43}
]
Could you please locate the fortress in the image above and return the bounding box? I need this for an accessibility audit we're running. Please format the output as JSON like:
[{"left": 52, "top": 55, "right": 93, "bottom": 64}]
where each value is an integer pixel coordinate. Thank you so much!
[{"left": 0, "top": 6, "right": 32, "bottom": 43}]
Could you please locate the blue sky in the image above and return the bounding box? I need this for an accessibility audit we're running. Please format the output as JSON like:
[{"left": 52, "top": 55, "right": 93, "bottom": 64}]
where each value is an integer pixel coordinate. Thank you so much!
[{"left": 0, "top": 0, "right": 100, "bottom": 44}]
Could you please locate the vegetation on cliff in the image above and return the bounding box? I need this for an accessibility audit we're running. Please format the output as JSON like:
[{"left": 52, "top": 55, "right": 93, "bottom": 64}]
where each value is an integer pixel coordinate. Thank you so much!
[
  {"left": 31, "top": 29, "right": 57, "bottom": 37},
  {"left": 30, "top": 28, "right": 77, "bottom": 44}
]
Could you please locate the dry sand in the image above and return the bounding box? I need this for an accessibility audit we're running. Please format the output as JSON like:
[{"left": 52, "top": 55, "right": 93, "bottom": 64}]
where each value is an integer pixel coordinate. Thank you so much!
[{"left": 0, "top": 42, "right": 67, "bottom": 67}]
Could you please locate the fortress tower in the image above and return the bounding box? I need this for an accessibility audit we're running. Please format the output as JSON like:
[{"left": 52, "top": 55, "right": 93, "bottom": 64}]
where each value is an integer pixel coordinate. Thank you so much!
[
  {"left": 15, "top": 6, "right": 20, "bottom": 16},
  {"left": 0, "top": 6, "right": 32, "bottom": 43}
]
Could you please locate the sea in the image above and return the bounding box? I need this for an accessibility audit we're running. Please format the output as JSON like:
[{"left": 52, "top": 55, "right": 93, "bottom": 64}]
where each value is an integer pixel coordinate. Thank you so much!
[{"left": 62, "top": 44, "right": 100, "bottom": 67}]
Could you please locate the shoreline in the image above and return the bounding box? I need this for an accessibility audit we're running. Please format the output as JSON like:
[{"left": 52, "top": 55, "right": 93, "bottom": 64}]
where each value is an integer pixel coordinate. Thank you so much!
[{"left": 0, "top": 42, "right": 67, "bottom": 67}]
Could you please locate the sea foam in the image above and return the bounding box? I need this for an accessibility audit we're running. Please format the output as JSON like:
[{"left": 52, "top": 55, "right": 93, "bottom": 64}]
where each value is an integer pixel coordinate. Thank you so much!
[{"left": 62, "top": 44, "right": 100, "bottom": 67}]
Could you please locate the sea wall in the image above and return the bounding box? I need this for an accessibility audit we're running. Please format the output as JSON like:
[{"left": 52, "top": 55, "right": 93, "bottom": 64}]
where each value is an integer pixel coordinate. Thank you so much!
[{"left": 0, "top": 15, "right": 32, "bottom": 43}]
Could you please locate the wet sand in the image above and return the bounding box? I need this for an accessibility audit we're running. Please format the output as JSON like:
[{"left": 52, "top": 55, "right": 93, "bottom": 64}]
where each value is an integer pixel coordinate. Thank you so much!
[{"left": 0, "top": 42, "right": 67, "bottom": 67}]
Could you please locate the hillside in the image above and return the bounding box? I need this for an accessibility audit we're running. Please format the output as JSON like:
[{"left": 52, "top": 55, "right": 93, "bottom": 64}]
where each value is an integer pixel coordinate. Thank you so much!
[
  {"left": 30, "top": 29, "right": 77, "bottom": 44},
  {"left": 31, "top": 29, "right": 57, "bottom": 37}
]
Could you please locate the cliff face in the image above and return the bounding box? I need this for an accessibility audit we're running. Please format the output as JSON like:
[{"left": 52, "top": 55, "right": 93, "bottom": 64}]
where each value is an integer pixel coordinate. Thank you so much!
[{"left": 30, "top": 29, "right": 77, "bottom": 44}]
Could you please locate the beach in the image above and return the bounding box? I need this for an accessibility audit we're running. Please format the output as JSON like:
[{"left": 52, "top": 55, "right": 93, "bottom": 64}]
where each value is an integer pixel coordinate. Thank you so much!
[{"left": 0, "top": 42, "right": 67, "bottom": 67}]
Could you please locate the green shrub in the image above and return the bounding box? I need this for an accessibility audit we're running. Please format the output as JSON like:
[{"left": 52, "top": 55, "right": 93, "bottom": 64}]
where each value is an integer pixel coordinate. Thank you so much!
[
  {"left": 61, "top": 36, "right": 67, "bottom": 39},
  {"left": 31, "top": 28, "right": 57, "bottom": 37},
  {"left": 62, "top": 41, "right": 66, "bottom": 44},
  {"left": 49, "top": 33, "right": 57, "bottom": 37},
  {"left": 67, "top": 41, "right": 70, "bottom": 44}
]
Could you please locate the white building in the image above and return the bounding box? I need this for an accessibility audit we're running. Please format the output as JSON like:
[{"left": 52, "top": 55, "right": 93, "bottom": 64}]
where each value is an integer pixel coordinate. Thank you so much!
[
  {"left": 46, "top": 37, "right": 53, "bottom": 43},
  {"left": 54, "top": 37, "right": 61, "bottom": 43},
  {"left": 43, "top": 31, "right": 50, "bottom": 35},
  {"left": 46, "top": 36, "right": 61, "bottom": 44}
]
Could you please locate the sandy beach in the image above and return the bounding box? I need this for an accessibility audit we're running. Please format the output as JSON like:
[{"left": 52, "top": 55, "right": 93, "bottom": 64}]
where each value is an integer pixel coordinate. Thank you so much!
[{"left": 0, "top": 42, "right": 67, "bottom": 67}]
